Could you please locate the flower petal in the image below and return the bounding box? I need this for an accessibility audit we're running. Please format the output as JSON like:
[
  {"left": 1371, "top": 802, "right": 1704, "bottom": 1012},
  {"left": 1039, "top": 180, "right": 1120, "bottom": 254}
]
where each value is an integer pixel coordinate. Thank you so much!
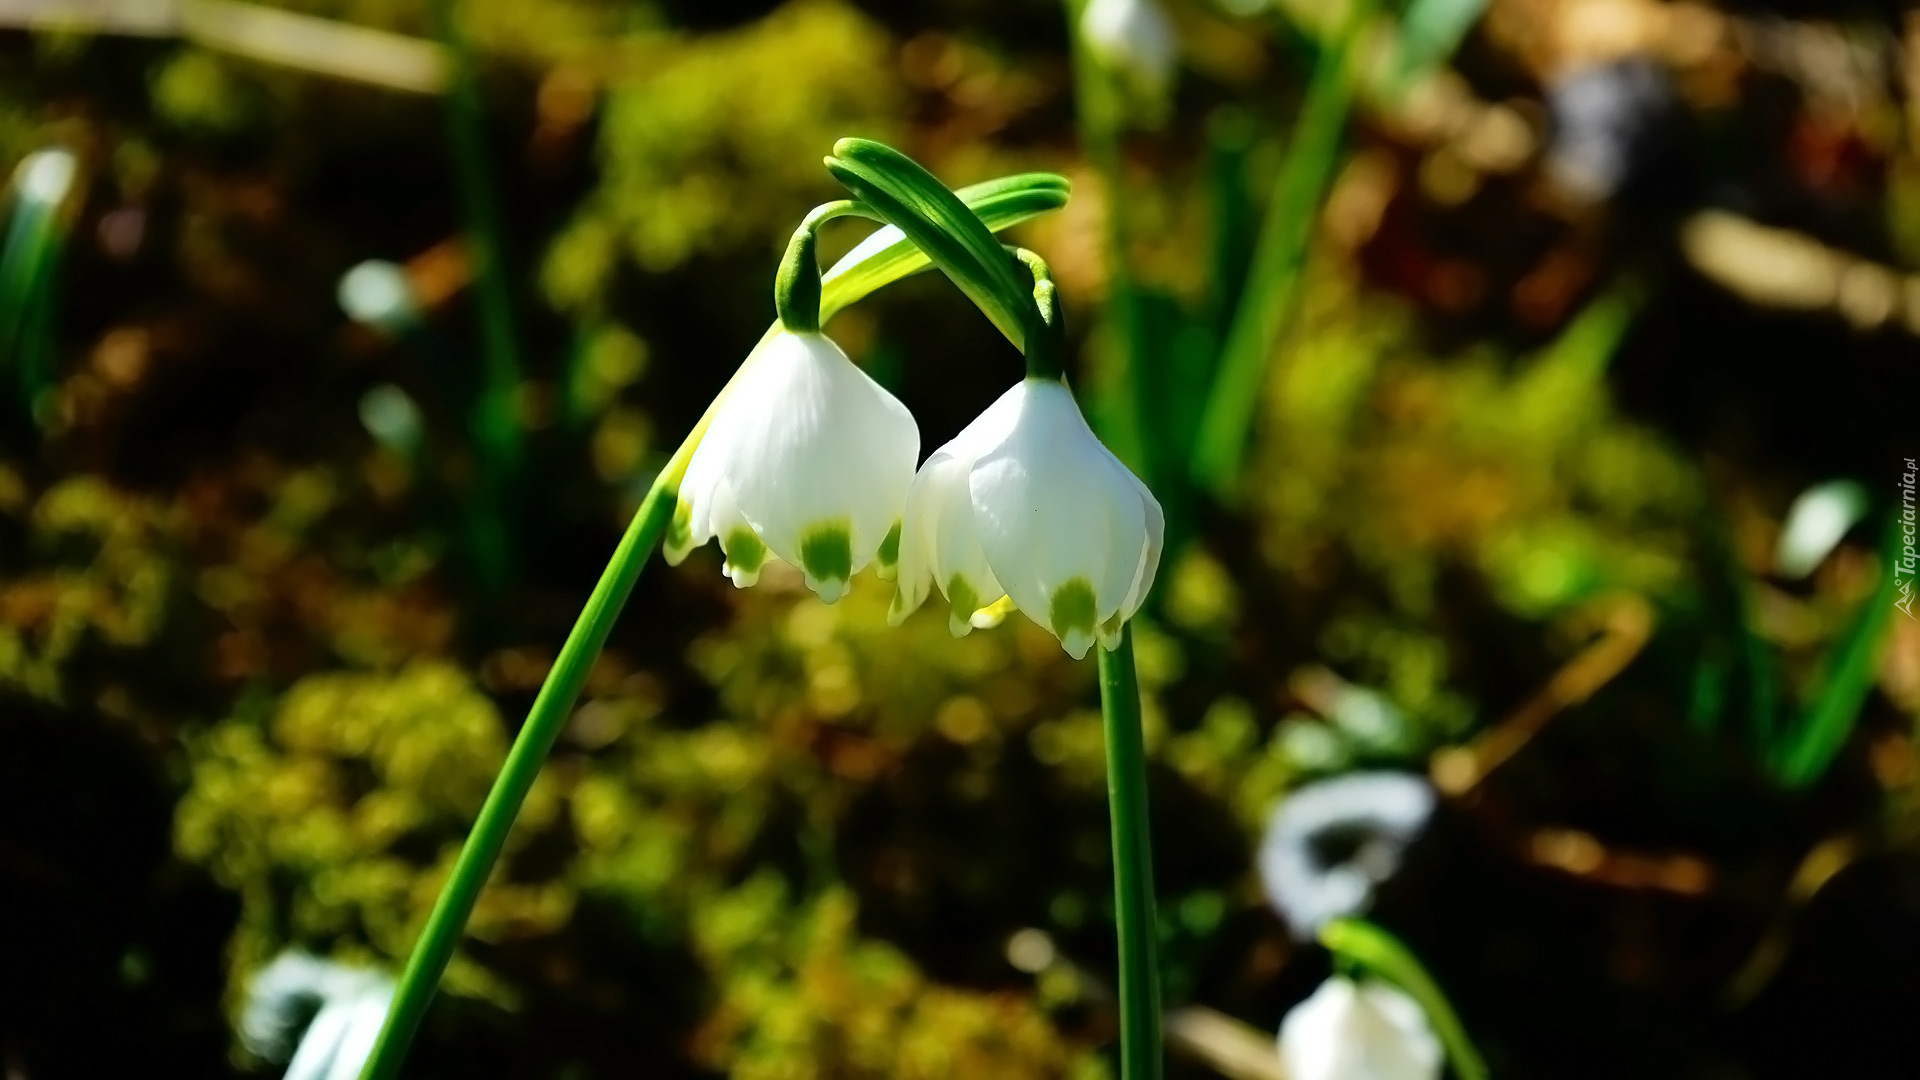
[
  {"left": 969, "top": 380, "right": 1148, "bottom": 656},
  {"left": 721, "top": 332, "right": 919, "bottom": 600},
  {"left": 891, "top": 383, "right": 1025, "bottom": 627},
  {"left": 1278, "top": 977, "right": 1443, "bottom": 1080}
]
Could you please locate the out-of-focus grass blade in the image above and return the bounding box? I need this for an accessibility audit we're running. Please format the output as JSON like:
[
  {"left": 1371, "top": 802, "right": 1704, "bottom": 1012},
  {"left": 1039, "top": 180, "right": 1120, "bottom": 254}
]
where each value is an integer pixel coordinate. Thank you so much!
[
  {"left": 1694, "top": 507, "right": 1779, "bottom": 748},
  {"left": 1203, "top": 108, "right": 1258, "bottom": 340},
  {"left": 826, "top": 139, "right": 1038, "bottom": 351},
  {"left": 821, "top": 172, "right": 1069, "bottom": 325},
  {"left": 433, "top": 0, "right": 521, "bottom": 591},
  {"left": 1770, "top": 509, "right": 1903, "bottom": 787},
  {"left": 18, "top": 225, "right": 64, "bottom": 419},
  {"left": 0, "top": 149, "right": 78, "bottom": 425},
  {"left": 1191, "top": 0, "right": 1384, "bottom": 498},
  {"left": 1376, "top": 0, "right": 1491, "bottom": 97}
]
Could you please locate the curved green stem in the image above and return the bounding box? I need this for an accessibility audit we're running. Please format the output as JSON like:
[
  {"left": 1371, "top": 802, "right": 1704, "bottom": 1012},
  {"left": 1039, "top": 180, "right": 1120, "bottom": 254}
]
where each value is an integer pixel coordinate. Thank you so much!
[
  {"left": 1099, "top": 625, "right": 1162, "bottom": 1080},
  {"left": 1009, "top": 246, "right": 1065, "bottom": 381},
  {"left": 355, "top": 170, "right": 1072, "bottom": 1080},
  {"left": 775, "top": 200, "right": 883, "bottom": 334},
  {"left": 1321, "top": 918, "right": 1489, "bottom": 1080},
  {"left": 824, "top": 139, "right": 1038, "bottom": 351}
]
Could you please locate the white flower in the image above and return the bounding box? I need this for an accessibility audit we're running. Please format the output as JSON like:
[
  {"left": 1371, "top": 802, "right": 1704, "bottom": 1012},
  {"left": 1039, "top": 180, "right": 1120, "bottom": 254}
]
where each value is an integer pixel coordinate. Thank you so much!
[
  {"left": 1080, "top": 0, "right": 1177, "bottom": 94},
  {"left": 1279, "top": 976, "right": 1444, "bottom": 1080},
  {"left": 889, "top": 377, "right": 1163, "bottom": 660},
  {"left": 1774, "top": 479, "right": 1868, "bottom": 579},
  {"left": 240, "top": 952, "right": 396, "bottom": 1080},
  {"left": 1258, "top": 772, "right": 1436, "bottom": 940},
  {"left": 15, "top": 148, "right": 76, "bottom": 207},
  {"left": 665, "top": 328, "right": 919, "bottom": 603}
]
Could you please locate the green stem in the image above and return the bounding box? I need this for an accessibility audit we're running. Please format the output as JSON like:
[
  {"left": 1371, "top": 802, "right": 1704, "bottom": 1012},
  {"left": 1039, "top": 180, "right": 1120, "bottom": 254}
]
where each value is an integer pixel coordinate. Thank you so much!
[
  {"left": 1098, "top": 625, "right": 1162, "bottom": 1080},
  {"left": 433, "top": 0, "right": 522, "bottom": 588},
  {"left": 1321, "top": 918, "right": 1489, "bottom": 1080},
  {"left": 1190, "top": 0, "right": 1381, "bottom": 496},
  {"left": 1009, "top": 246, "right": 1064, "bottom": 380},
  {"left": 776, "top": 200, "right": 881, "bottom": 334},
  {"left": 358, "top": 481, "right": 677, "bottom": 1080},
  {"left": 1065, "top": 0, "right": 1152, "bottom": 478}
]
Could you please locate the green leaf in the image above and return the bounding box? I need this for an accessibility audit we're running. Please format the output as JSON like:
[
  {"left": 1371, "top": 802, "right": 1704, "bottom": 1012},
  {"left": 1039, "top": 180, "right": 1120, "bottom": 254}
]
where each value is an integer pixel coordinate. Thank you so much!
[
  {"left": 1378, "top": 0, "right": 1491, "bottom": 97},
  {"left": 0, "top": 182, "right": 68, "bottom": 424},
  {"left": 1321, "top": 918, "right": 1490, "bottom": 1080},
  {"left": 825, "top": 138, "right": 1040, "bottom": 350},
  {"left": 820, "top": 171, "right": 1068, "bottom": 325},
  {"left": 1190, "top": 0, "right": 1384, "bottom": 497},
  {"left": 1770, "top": 508, "right": 1904, "bottom": 787}
]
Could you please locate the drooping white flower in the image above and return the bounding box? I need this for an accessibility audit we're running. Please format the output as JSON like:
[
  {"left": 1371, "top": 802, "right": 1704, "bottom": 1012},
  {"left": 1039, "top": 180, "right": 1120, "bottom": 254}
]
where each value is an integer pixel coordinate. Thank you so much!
[
  {"left": 890, "top": 377, "right": 1163, "bottom": 660},
  {"left": 665, "top": 328, "right": 919, "bottom": 603},
  {"left": 1279, "top": 976, "right": 1444, "bottom": 1080},
  {"left": 1080, "top": 0, "right": 1177, "bottom": 95},
  {"left": 240, "top": 952, "right": 396, "bottom": 1080}
]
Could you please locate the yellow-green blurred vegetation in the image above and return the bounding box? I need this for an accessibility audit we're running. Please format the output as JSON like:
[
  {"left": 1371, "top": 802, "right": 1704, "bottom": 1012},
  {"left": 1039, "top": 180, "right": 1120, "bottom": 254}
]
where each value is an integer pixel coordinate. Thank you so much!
[{"left": 2, "top": 0, "right": 1918, "bottom": 1076}]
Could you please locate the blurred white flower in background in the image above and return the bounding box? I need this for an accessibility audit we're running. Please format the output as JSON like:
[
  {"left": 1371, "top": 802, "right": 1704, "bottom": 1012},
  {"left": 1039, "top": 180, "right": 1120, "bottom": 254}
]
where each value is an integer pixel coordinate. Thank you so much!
[
  {"left": 1080, "top": 0, "right": 1177, "bottom": 97},
  {"left": 1774, "top": 479, "right": 1868, "bottom": 579},
  {"left": 1258, "top": 772, "right": 1436, "bottom": 938},
  {"left": 338, "top": 260, "right": 419, "bottom": 334},
  {"left": 241, "top": 952, "right": 395, "bottom": 1080},
  {"left": 14, "top": 148, "right": 77, "bottom": 207},
  {"left": 1279, "top": 975, "right": 1443, "bottom": 1080}
]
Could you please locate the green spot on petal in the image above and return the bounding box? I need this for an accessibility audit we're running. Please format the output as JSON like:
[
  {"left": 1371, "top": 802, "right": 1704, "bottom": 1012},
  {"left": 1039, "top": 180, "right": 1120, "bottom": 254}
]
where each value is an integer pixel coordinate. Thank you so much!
[
  {"left": 664, "top": 498, "right": 694, "bottom": 562},
  {"left": 1049, "top": 577, "right": 1098, "bottom": 655},
  {"left": 721, "top": 526, "right": 766, "bottom": 585},
  {"left": 875, "top": 520, "right": 902, "bottom": 580},
  {"left": 946, "top": 573, "right": 981, "bottom": 636},
  {"left": 800, "top": 522, "right": 853, "bottom": 596}
]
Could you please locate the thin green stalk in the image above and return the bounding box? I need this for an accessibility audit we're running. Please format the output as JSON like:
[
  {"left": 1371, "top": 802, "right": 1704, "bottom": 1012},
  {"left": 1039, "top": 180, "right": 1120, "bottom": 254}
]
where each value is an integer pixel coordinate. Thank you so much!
[
  {"left": 359, "top": 476, "right": 678, "bottom": 1080},
  {"left": 433, "top": 0, "right": 522, "bottom": 588},
  {"left": 1190, "top": 0, "right": 1382, "bottom": 496},
  {"left": 1064, "top": 0, "right": 1152, "bottom": 479},
  {"left": 1099, "top": 625, "right": 1162, "bottom": 1080},
  {"left": 1009, "top": 246, "right": 1064, "bottom": 380}
]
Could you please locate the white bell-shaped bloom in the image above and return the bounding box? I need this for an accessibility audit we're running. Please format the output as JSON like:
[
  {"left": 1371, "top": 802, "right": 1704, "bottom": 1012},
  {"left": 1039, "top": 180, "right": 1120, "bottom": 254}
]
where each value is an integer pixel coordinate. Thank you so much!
[
  {"left": 1080, "top": 0, "right": 1177, "bottom": 95},
  {"left": 1279, "top": 976, "right": 1443, "bottom": 1080},
  {"left": 665, "top": 328, "right": 918, "bottom": 603},
  {"left": 890, "top": 377, "right": 1162, "bottom": 660},
  {"left": 240, "top": 951, "right": 396, "bottom": 1080}
]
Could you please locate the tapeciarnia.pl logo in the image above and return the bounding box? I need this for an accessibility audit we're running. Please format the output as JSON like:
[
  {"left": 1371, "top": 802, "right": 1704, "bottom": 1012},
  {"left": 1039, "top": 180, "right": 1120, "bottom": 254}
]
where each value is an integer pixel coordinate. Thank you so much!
[{"left": 1900, "top": 457, "right": 1917, "bottom": 619}]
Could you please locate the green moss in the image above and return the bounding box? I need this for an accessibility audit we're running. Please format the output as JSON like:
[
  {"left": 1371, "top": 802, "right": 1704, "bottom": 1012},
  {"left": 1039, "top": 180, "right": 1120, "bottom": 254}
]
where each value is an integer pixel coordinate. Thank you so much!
[{"left": 543, "top": 0, "right": 900, "bottom": 313}]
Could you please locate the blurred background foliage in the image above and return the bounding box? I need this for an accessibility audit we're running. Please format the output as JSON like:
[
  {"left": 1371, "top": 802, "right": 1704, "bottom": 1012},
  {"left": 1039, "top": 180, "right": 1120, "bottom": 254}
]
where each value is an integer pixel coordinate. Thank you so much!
[{"left": 0, "top": 0, "right": 1917, "bottom": 1076}]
